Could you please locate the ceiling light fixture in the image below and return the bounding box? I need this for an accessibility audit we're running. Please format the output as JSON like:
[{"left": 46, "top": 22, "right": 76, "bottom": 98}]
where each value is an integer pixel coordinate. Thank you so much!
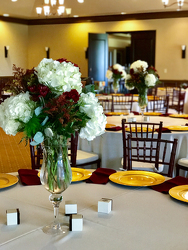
[
  {"left": 36, "top": 0, "right": 84, "bottom": 17},
  {"left": 162, "top": 0, "right": 188, "bottom": 10}
]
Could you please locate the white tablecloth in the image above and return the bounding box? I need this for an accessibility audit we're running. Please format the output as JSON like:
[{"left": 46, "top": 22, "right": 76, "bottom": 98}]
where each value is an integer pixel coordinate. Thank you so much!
[
  {"left": 78, "top": 115, "right": 188, "bottom": 175},
  {"left": 1, "top": 173, "right": 188, "bottom": 250}
]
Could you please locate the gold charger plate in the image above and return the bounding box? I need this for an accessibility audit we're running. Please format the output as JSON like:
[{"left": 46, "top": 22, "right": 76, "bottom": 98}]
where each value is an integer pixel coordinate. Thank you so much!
[
  {"left": 0, "top": 173, "right": 18, "bottom": 189},
  {"left": 164, "top": 126, "right": 188, "bottom": 131},
  {"left": 106, "top": 124, "right": 116, "bottom": 129},
  {"left": 144, "top": 112, "right": 162, "bottom": 116},
  {"left": 169, "top": 185, "right": 188, "bottom": 203},
  {"left": 106, "top": 112, "right": 129, "bottom": 116},
  {"left": 125, "top": 127, "right": 153, "bottom": 132},
  {"left": 109, "top": 171, "right": 165, "bottom": 186},
  {"left": 71, "top": 168, "right": 92, "bottom": 182},
  {"left": 169, "top": 114, "right": 188, "bottom": 118}
]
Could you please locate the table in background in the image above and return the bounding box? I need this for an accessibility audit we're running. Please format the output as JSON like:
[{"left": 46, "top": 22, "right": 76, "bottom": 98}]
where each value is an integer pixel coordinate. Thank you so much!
[
  {"left": 78, "top": 115, "right": 188, "bottom": 174},
  {"left": 1, "top": 173, "right": 188, "bottom": 249}
]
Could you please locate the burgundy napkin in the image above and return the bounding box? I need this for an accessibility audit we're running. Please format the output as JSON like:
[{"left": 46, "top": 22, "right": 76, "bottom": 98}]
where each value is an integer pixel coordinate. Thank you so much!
[
  {"left": 150, "top": 176, "right": 188, "bottom": 194},
  {"left": 105, "top": 114, "right": 112, "bottom": 117},
  {"left": 86, "top": 168, "right": 116, "bottom": 184},
  {"left": 18, "top": 169, "right": 41, "bottom": 185},
  {"left": 155, "top": 127, "right": 171, "bottom": 133},
  {"left": 131, "top": 111, "right": 140, "bottom": 115},
  {"left": 159, "top": 113, "right": 172, "bottom": 117},
  {"left": 105, "top": 126, "right": 122, "bottom": 131}
]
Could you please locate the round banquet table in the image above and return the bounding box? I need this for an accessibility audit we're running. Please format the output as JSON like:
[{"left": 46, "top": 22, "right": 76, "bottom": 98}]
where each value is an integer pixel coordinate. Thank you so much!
[
  {"left": 78, "top": 115, "right": 188, "bottom": 176},
  {"left": 1, "top": 172, "right": 188, "bottom": 250}
]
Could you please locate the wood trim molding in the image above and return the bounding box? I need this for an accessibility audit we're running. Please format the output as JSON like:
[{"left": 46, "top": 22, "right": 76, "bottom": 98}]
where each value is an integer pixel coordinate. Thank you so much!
[{"left": 1, "top": 10, "right": 188, "bottom": 26}]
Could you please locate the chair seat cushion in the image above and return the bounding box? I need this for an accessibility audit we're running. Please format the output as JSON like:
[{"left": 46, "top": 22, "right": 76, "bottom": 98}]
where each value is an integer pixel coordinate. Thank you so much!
[
  {"left": 178, "top": 158, "right": 188, "bottom": 168},
  {"left": 121, "top": 158, "right": 164, "bottom": 172},
  {"left": 72, "top": 150, "right": 99, "bottom": 165}
]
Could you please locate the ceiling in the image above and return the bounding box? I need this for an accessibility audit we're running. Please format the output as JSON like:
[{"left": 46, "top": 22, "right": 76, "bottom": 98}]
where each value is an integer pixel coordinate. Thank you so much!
[{"left": 1, "top": 0, "right": 188, "bottom": 20}]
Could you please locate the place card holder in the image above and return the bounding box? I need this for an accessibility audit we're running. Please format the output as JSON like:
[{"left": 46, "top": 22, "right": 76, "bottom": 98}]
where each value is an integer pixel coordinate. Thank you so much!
[
  {"left": 98, "top": 198, "right": 113, "bottom": 214},
  {"left": 6, "top": 208, "right": 20, "bottom": 225},
  {"left": 69, "top": 214, "right": 83, "bottom": 231},
  {"left": 65, "top": 201, "right": 77, "bottom": 215}
]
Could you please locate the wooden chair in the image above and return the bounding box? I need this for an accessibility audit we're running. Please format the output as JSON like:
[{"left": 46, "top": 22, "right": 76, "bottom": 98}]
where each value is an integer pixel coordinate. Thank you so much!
[
  {"left": 176, "top": 158, "right": 188, "bottom": 176},
  {"left": 99, "top": 98, "right": 112, "bottom": 113},
  {"left": 112, "top": 94, "right": 134, "bottom": 113},
  {"left": 146, "top": 95, "right": 169, "bottom": 114},
  {"left": 169, "top": 88, "right": 185, "bottom": 114},
  {"left": 127, "top": 134, "right": 178, "bottom": 177},
  {"left": 121, "top": 119, "right": 163, "bottom": 170},
  {"left": 29, "top": 132, "right": 101, "bottom": 169}
]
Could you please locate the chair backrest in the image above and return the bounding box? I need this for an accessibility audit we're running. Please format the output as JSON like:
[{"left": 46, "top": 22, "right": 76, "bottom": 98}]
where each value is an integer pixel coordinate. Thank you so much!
[
  {"left": 127, "top": 134, "right": 178, "bottom": 177},
  {"left": 146, "top": 95, "right": 169, "bottom": 113},
  {"left": 29, "top": 132, "right": 78, "bottom": 169},
  {"left": 171, "top": 88, "right": 185, "bottom": 113},
  {"left": 99, "top": 98, "right": 112, "bottom": 113},
  {"left": 121, "top": 119, "right": 163, "bottom": 170},
  {"left": 112, "top": 94, "right": 134, "bottom": 113}
]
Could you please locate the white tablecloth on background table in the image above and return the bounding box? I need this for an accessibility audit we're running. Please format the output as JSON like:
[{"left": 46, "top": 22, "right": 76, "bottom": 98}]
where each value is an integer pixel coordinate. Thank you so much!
[
  {"left": 1, "top": 173, "right": 188, "bottom": 249},
  {"left": 78, "top": 115, "right": 188, "bottom": 175}
]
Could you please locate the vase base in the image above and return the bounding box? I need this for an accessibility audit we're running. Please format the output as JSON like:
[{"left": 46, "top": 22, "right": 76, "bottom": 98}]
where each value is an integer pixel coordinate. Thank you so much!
[{"left": 42, "top": 222, "right": 69, "bottom": 235}]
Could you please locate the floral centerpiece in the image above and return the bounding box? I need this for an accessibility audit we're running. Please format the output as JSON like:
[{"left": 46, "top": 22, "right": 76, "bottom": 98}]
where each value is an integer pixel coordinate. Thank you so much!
[
  {"left": 125, "top": 60, "right": 161, "bottom": 114},
  {"left": 0, "top": 58, "right": 107, "bottom": 234},
  {"left": 106, "top": 64, "right": 127, "bottom": 93}
]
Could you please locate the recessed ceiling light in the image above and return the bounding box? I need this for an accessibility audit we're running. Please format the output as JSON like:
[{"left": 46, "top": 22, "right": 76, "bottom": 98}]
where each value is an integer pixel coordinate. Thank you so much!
[
  {"left": 3, "top": 14, "right": 9, "bottom": 17},
  {"left": 121, "top": 12, "right": 126, "bottom": 15},
  {"left": 11, "top": 0, "right": 17, "bottom": 2},
  {"left": 73, "top": 15, "right": 79, "bottom": 17}
]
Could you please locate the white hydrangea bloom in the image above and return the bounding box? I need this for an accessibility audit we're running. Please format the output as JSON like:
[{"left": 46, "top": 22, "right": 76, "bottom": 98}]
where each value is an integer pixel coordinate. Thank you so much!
[
  {"left": 145, "top": 73, "right": 156, "bottom": 87},
  {"left": 121, "top": 70, "right": 127, "bottom": 79},
  {"left": 0, "top": 92, "right": 36, "bottom": 136},
  {"left": 130, "top": 60, "right": 148, "bottom": 73},
  {"left": 106, "top": 69, "right": 113, "bottom": 79},
  {"left": 113, "top": 64, "right": 123, "bottom": 71},
  {"left": 78, "top": 92, "right": 107, "bottom": 141},
  {"left": 35, "top": 58, "right": 82, "bottom": 95}
]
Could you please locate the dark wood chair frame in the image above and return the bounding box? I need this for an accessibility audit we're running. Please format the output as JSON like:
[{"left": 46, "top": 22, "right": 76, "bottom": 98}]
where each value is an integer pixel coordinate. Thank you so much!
[
  {"left": 127, "top": 134, "right": 178, "bottom": 177},
  {"left": 121, "top": 119, "right": 163, "bottom": 170},
  {"left": 111, "top": 94, "right": 134, "bottom": 113},
  {"left": 146, "top": 95, "right": 169, "bottom": 113}
]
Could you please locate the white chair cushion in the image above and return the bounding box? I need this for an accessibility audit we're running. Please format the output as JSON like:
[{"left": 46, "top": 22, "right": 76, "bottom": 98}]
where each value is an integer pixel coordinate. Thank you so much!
[
  {"left": 178, "top": 158, "right": 188, "bottom": 168},
  {"left": 121, "top": 158, "right": 164, "bottom": 173},
  {"left": 69, "top": 149, "right": 99, "bottom": 165}
]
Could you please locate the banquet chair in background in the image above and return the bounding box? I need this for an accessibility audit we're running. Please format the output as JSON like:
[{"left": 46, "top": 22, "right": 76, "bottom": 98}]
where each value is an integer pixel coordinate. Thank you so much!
[
  {"left": 176, "top": 158, "right": 188, "bottom": 176},
  {"left": 169, "top": 88, "right": 185, "bottom": 114},
  {"left": 99, "top": 98, "right": 112, "bottom": 113},
  {"left": 146, "top": 95, "right": 169, "bottom": 114},
  {"left": 127, "top": 134, "right": 178, "bottom": 177},
  {"left": 29, "top": 132, "right": 101, "bottom": 170},
  {"left": 111, "top": 94, "right": 134, "bottom": 113},
  {"left": 121, "top": 119, "right": 163, "bottom": 170}
]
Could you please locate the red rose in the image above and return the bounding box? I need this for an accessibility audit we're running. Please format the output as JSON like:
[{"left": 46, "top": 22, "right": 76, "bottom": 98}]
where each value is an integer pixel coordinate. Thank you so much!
[
  {"left": 28, "top": 85, "right": 37, "bottom": 92},
  {"left": 64, "top": 89, "right": 80, "bottom": 103},
  {"left": 37, "top": 84, "right": 50, "bottom": 97}
]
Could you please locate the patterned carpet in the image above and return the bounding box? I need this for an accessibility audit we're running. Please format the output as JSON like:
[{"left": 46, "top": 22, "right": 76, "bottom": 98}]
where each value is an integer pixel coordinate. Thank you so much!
[{"left": 0, "top": 128, "right": 31, "bottom": 173}]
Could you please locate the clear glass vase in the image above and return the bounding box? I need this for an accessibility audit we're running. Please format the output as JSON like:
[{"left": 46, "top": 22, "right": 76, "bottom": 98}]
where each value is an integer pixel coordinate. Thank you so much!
[
  {"left": 138, "top": 89, "right": 148, "bottom": 117},
  {"left": 40, "top": 134, "right": 72, "bottom": 235},
  {"left": 112, "top": 79, "right": 120, "bottom": 94}
]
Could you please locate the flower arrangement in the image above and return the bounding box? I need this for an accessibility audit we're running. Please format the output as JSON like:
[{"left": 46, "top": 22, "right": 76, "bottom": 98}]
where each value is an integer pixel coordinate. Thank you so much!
[
  {"left": 106, "top": 64, "right": 127, "bottom": 93},
  {"left": 124, "top": 60, "right": 160, "bottom": 92},
  {"left": 0, "top": 58, "right": 107, "bottom": 144}
]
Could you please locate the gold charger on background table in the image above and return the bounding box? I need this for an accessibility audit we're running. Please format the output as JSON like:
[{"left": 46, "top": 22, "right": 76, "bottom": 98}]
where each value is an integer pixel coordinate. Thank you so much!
[
  {"left": 105, "top": 112, "right": 129, "bottom": 116},
  {"left": 125, "top": 127, "right": 153, "bottom": 132},
  {"left": 105, "top": 124, "right": 116, "bottom": 129},
  {"left": 109, "top": 171, "right": 165, "bottom": 186},
  {"left": 0, "top": 173, "right": 18, "bottom": 189},
  {"left": 143, "top": 112, "right": 162, "bottom": 116},
  {"left": 164, "top": 126, "right": 188, "bottom": 131},
  {"left": 71, "top": 168, "right": 92, "bottom": 182},
  {"left": 169, "top": 185, "right": 188, "bottom": 203},
  {"left": 169, "top": 114, "right": 188, "bottom": 118}
]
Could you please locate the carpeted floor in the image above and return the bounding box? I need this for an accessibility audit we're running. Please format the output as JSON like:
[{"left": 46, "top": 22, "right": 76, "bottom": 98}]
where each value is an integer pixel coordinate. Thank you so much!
[{"left": 0, "top": 128, "right": 31, "bottom": 173}]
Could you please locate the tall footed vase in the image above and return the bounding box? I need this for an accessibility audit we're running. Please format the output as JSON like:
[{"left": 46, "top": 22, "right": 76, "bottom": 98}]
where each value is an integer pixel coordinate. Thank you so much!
[
  {"left": 138, "top": 89, "right": 148, "bottom": 119},
  {"left": 112, "top": 79, "right": 120, "bottom": 94},
  {"left": 40, "top": 135, "right": 72, "bottom": 235}
]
